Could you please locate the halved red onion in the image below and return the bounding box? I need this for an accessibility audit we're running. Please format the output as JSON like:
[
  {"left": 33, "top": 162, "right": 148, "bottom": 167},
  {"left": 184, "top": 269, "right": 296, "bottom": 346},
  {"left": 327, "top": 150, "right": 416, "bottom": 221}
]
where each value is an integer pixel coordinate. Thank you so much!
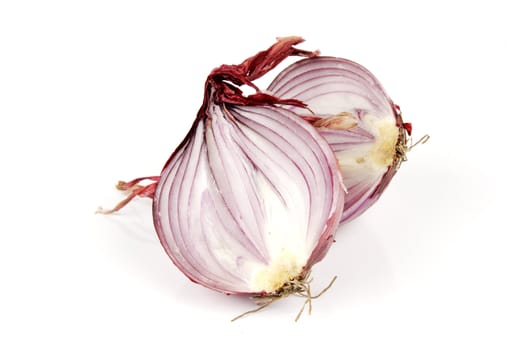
[
  {"left": 267, "top": 57, "right": 410, "bottom": 223},
  {"left": 154, "top": 102, "right": 343, "bottom": 294},
  {"left": 152, "top": 38, "right": 344, "bottom": 295}
]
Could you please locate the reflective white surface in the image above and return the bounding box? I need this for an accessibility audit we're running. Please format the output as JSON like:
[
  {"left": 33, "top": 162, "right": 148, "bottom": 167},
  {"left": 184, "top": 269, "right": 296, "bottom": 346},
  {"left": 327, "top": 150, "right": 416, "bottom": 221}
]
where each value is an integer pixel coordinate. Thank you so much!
[{"left": 1, "top": 0, "right": 524, "bottom": 349}]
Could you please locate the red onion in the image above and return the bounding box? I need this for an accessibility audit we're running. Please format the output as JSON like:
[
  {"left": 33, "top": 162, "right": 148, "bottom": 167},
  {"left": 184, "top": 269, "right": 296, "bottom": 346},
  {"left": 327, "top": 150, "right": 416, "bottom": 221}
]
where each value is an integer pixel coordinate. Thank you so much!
[
  {"left": 100, "top": 37, "right": 418, "bottom": 319},
  {"left": 102, "top": 38, "right": 345, "bottom": 303},
  {"left": 154, "top": 102, "right": 344, "bottom": 294},
  {"left": 267, "top": 57, "right": 411, "bottom": 223}
]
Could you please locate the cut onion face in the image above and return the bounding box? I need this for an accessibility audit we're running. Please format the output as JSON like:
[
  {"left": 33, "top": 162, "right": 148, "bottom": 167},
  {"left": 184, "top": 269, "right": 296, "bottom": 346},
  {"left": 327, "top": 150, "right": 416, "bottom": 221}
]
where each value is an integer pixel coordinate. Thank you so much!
[
  {"left": 153, "top": 102, "right": 344, "bottom": 294},
  {"left": 152, "top": 38, "right": 344, "bottom": 295},
  {"left": 268, "top": 57, "right": 409, "bottom": 224}
]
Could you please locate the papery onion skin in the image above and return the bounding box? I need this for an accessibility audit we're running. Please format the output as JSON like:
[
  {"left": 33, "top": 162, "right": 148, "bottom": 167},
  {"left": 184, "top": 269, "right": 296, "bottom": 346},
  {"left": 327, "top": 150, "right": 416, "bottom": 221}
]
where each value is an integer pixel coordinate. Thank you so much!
[
  {"left": 267, "top": 56, "right": 410, "bottom": 224},
  {"left": 152, "top": 38, "right": 345, "bottom": 295}
]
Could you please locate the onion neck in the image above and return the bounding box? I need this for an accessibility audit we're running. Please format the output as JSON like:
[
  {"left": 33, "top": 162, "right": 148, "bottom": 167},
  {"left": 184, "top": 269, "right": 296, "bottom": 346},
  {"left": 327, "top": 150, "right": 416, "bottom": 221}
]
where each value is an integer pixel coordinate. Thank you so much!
[{"left": 198, "top": 36, "right": 319, "bottom": 121}]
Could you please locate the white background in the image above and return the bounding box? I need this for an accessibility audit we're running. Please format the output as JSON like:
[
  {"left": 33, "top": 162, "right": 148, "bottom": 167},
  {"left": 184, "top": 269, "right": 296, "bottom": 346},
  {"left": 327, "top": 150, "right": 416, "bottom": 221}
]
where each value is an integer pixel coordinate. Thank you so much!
[{"left": 1, "top": 1, "right": 524, "bottom": 349}]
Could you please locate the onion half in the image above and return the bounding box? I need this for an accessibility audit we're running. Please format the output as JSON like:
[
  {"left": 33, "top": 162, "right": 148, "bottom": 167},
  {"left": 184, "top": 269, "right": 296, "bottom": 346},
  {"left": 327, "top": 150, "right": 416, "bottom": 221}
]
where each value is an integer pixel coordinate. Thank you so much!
[
  {"left": 268, "top": 57, "right": 410, "bottom": 223},
  {"left": 152, "top": 38, "right": 344, "bottom": 295}
]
